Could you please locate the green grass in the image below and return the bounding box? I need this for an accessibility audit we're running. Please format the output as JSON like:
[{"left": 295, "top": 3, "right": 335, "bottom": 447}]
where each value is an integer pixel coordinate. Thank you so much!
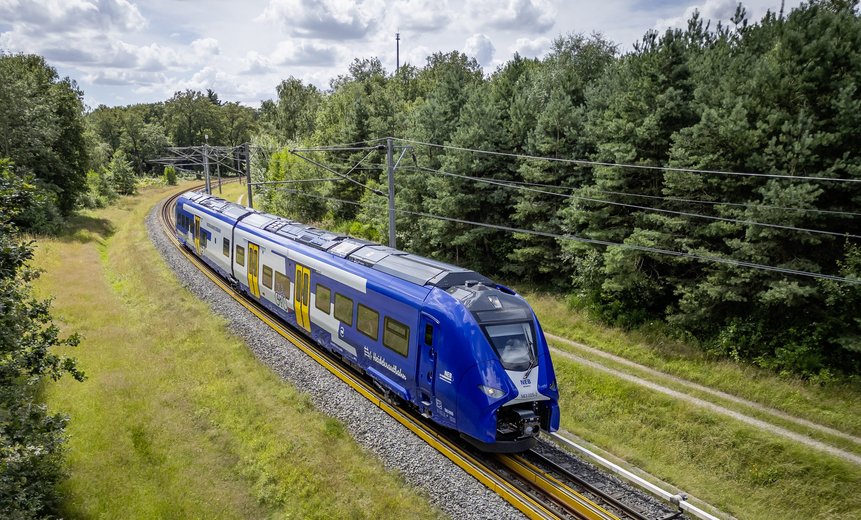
[
  {"left": 523, "top": 290, "right": 861, "bottom": 437},
  {"left": 515, "top": 289, "right": 861, "bottom": 518},
  {"left": 554, "top": 359, "right": 861, "bottom": 519},
  {"left": 34, "top": 181, "right": 442, "bottom": 519}
]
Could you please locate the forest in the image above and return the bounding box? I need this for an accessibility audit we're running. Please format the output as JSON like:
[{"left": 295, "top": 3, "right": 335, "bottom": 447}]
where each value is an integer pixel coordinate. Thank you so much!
[
  {"left": 256, "top": 0, "right": 861, "bottom": 379},
  {"left": 1, "top": 1, "right": 859, "bottom": 390}
]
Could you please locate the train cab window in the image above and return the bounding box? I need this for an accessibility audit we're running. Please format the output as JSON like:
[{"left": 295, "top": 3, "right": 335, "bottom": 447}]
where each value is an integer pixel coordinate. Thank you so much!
[
  {"left": 223, "top": 238, "right": 230, "bottom": 257},
  {"left": 334, "top": 293, "right": 353, "bottom": 326},
  {"left": 424, "top": 324, "right": 433, "bottom": 346},
  {"left": 484, "top": 322, "right": 535, "bottom": 372},
  {"left": 357, "top": 305, "right": 379, "bottom": 341},
  {"left": 274, "top": 271, "right": 289, "bottom": 297},
  {"left": 236, "top": 245, "right": 245, "bottom": 266},
  {"left": 315, "top": 284, "right": 331, "bottom": 313},
  {"left": 384, "top": 317, "right": 410, "bottom": 357},
  {"left": 262, "top": 265, "right": 273, "bottom": 289}
]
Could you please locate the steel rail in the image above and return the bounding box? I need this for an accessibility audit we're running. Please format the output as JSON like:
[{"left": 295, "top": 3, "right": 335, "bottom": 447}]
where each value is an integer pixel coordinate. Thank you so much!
[
  {"left": 497, "top": 454, "right": 620, "bottom": 520},
  {"left": 516, "top": 451, "right": 656, "bottom": 520},
  {"left": 156, "top": 186, "right": 619, "bottom": 520}
]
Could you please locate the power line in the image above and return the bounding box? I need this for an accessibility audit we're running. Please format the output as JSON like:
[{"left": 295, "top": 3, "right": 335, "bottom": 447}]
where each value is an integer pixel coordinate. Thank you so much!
[
  {"left": 275, "top": 187, "right": 861, "bottom": 285},
  {"left": 289, "top": 149, "right": 385, "bottom": 196},
  {"left": 291, "top": 138, "right": 388, "bottom": 152},
  {"left": 396, "top": 138, "right": 861, "bottom": 184},
  {"left": 405, "top": 166, "right": 861, "bottom": 218},
  {"left": 250, "top": 178, "right": 340, "bottom": 186},
  {"left": 407, "top": 165, "right": 861, "bottom": 240}
]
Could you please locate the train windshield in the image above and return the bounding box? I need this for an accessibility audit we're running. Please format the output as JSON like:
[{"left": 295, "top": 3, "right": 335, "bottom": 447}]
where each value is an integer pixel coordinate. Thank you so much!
[{"left": 485, "top": 322, "right": 536, "bottom": 372}]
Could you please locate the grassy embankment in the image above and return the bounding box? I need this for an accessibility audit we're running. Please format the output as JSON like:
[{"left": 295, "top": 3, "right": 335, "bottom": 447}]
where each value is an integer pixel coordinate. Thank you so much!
[
  {"left": 34, "top": 181, "right": 442, "bottom": 519},
  {"left": 520, "top": 291, "right": 861, "bottom": 519}
]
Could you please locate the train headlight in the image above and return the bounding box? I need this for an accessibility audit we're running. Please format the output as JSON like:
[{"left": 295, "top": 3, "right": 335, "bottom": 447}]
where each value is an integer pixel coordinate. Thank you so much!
[{"left": 478, "top": 385, "right": 505, "bottom": 399}]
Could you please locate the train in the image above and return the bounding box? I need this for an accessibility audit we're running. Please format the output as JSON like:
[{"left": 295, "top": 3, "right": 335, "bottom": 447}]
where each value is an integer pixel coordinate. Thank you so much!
[{"left": 175, "top": 191, "right": 560, "bottom": 452}]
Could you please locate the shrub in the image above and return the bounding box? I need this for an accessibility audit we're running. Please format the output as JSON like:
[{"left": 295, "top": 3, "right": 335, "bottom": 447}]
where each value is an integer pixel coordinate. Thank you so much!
[
  {"left": 107, "top": 151, "right": 136, "bottom": 196},
  {"left": 0, "top": 159, "right": 83, "bottom": 517},
  {"left": 164, "top": 165, "right": 177, "bottom": 186}
]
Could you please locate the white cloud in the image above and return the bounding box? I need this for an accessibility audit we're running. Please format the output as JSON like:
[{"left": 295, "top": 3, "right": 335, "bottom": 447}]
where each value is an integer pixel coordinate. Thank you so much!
[
  {"left": 392, "top": 0, "right": 451, "bottom": 31},
  {"left": 272, "top": 40, "right": 341, "bottom": 66},
  {"left": 470, "top": 0, "right": 556, "bottom": 32},
  {"left": 191, "top": 38, "right": 221, "bottom": 57},
  {"left": 243, "top": 51, "right": 275, "bottom": 75},
  {"left": 0, "top": 0, "right": 145, "bottom": 32},
  {"left": 464, "top": 33, "right": 495, "bottom": 66},
  {"left": 654, "top": 0, "right": 738, "bottom": 32},
  {"left": 85, "top": 68, "right": 167, "bottom": 87},
  {"left": 258, "top": 0, "right": 381, "bottom": 40},
  {"left": 404, "top": 44, "right": 432, "bottom": 67},
  {"left": 0, "top": 0, "right": 806, "bottom": 108},
  {"left": 510, "top": 36, "right": 551, "bottom": 58}
]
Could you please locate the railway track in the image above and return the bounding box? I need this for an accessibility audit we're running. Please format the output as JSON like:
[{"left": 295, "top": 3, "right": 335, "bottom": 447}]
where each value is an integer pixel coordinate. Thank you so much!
[{"left": 157, "top": 186, "right": 661, "bottom": 520}]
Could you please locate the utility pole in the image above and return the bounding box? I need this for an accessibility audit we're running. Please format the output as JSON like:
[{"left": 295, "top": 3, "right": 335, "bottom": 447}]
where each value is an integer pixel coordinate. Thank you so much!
[
  {"left": 203, "top": 134, "right": 211, "bottom": 194},
  {"left": 245, "top": 142, "right": 253, "bottom": 209},
  {"left": 386, "top": 137, "right": 396, "bottom": 248},
  {"left": 217, "top": 155, "right": 222, "bottom": 194},
  {"left": 396, "top": 32, "right": 400, "bottom": 74}
]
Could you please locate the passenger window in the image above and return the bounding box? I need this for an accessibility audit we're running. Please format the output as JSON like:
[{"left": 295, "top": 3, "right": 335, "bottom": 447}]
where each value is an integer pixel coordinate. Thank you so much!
[
  {"left": 262, "top": 265, "right": 273, "bottom": 289},
  {"left": 334, "top": 293, "right": 353, "bottom": 326},
  {"left": 274, "top": 271, "right": 289, "bottom": 297},
  {"left": 223, "top": 238, "right": 230, "bottom": 257},
  {"left": 424, "top": 324, "right": 433, "bottom": 345},
  {"left": 236, "top": 245, "right": 245, "bottom": 266},
  {"left": 357, "top": 305, "right": 379, "bottom": 340},
  {"left": 315, "top": 284, "right": 331, "bottom": 313},
  {"left": 201, "top": 231, "right": 207, "bottom": 248},
  {"left": 384, "top": 317, "right": 410, "bottom": 357}
]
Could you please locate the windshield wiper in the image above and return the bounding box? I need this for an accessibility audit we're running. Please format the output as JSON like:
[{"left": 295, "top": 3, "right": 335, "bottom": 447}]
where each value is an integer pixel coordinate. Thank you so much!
[{"left": 523, "top": 339, "right": 537, "bottom": 379}]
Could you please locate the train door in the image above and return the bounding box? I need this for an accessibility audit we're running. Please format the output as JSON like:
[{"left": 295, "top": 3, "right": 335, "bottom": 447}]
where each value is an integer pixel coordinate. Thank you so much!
[
  {"left": 294, "top": 264, "right": 311, "bottom": 331},
  {"left": 417, "top": 314, "right": 438, "bottom": 409},
  {"left": 193, "top": 216, "right": 201, "bottom": 254},
  {"left": 247, "top": 242, "right": 260, "bottom": 298}
]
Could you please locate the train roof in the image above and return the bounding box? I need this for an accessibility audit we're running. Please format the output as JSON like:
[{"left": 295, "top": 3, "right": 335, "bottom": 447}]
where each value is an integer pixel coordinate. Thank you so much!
[{"left": 182, "top": 191, "right": 493, "bottom": 290}]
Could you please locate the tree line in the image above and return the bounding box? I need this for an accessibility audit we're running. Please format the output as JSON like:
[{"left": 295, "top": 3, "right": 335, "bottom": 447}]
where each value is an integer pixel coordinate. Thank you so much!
[{"left": 255, "top": 1, "right": 861, "bottom": 378}]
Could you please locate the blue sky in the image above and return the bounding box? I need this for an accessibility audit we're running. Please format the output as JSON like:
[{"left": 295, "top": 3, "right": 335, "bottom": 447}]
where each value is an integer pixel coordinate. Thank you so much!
[{"left": 0, "top": 0, "right": 798, "bottom": 109}]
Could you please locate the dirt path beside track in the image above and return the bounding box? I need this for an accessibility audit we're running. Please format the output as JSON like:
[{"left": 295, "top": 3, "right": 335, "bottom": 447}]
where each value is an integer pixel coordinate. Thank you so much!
[{"left": 547, "top": 333, "right": 861, "bottom": 466}]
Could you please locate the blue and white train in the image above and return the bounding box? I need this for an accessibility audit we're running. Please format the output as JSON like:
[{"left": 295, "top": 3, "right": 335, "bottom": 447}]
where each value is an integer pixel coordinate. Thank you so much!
[{"left": 175, "top": 191, "right": 560, "bottom": 452}]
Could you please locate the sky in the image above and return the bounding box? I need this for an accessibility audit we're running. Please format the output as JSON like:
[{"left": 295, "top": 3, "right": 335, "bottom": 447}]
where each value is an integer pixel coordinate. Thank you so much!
[{"left": 0, "top": 0, "right": 800, "bottom": 109}]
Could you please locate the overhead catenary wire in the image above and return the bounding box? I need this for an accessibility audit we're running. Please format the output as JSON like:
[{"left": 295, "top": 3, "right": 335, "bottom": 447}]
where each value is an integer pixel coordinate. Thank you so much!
[
  {"left": 291, "top": 138, "right": 388, "bottom": 152},
  {"left": 401, "top": 166, "right": 861, "bottom": 218},
  {"left": 289, "top": 148, "right": 385, "bottom": 196},
  {"left": 396, "top": 138, "right": 861, "bottom": 184},
  {"left": 275, "top": 187, "right": 861, "bottom": 285},
  {"left": 406, "top": 165, "right": 861, "bottom": 240}
]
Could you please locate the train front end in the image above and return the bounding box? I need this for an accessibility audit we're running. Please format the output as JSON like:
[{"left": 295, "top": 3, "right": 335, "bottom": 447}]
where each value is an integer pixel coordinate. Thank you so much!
[{"left": 435, "top": 282, "right": 560, "bottom": 453}]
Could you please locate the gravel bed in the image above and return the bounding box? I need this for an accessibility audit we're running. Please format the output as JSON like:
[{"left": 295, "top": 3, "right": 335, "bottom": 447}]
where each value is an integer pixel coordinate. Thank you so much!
[
  {"left": 147, "top": 204, "right": 523, "bottom": 520},
  {"left": 533, "top": 439, "right": 682, "bottom": 519}
]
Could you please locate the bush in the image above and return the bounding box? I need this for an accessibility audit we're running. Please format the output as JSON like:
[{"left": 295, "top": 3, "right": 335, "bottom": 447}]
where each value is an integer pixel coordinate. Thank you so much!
[
  {"left": 107, "top": 151, "right": 136, "bottom": 196},
  {"left": 78, "top": 169, "right": 117, "bottom": 209},
  {"left": 164, "top": 165, "right": 177, "bottom": 186},
  {"left": 0, "top": 159, "right": 83, "bottom": 517}
]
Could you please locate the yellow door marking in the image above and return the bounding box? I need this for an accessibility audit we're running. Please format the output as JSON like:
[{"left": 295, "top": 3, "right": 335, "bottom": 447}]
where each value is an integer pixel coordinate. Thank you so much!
[
  {"left": 247, "top": 242, "right": 260, "bottom": 298},
  {"left": 294, "top": 264, "right": 311, "bottom": 331},
  {"left": 194, "top": 216, "right": 201, "bottom": 254}
]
